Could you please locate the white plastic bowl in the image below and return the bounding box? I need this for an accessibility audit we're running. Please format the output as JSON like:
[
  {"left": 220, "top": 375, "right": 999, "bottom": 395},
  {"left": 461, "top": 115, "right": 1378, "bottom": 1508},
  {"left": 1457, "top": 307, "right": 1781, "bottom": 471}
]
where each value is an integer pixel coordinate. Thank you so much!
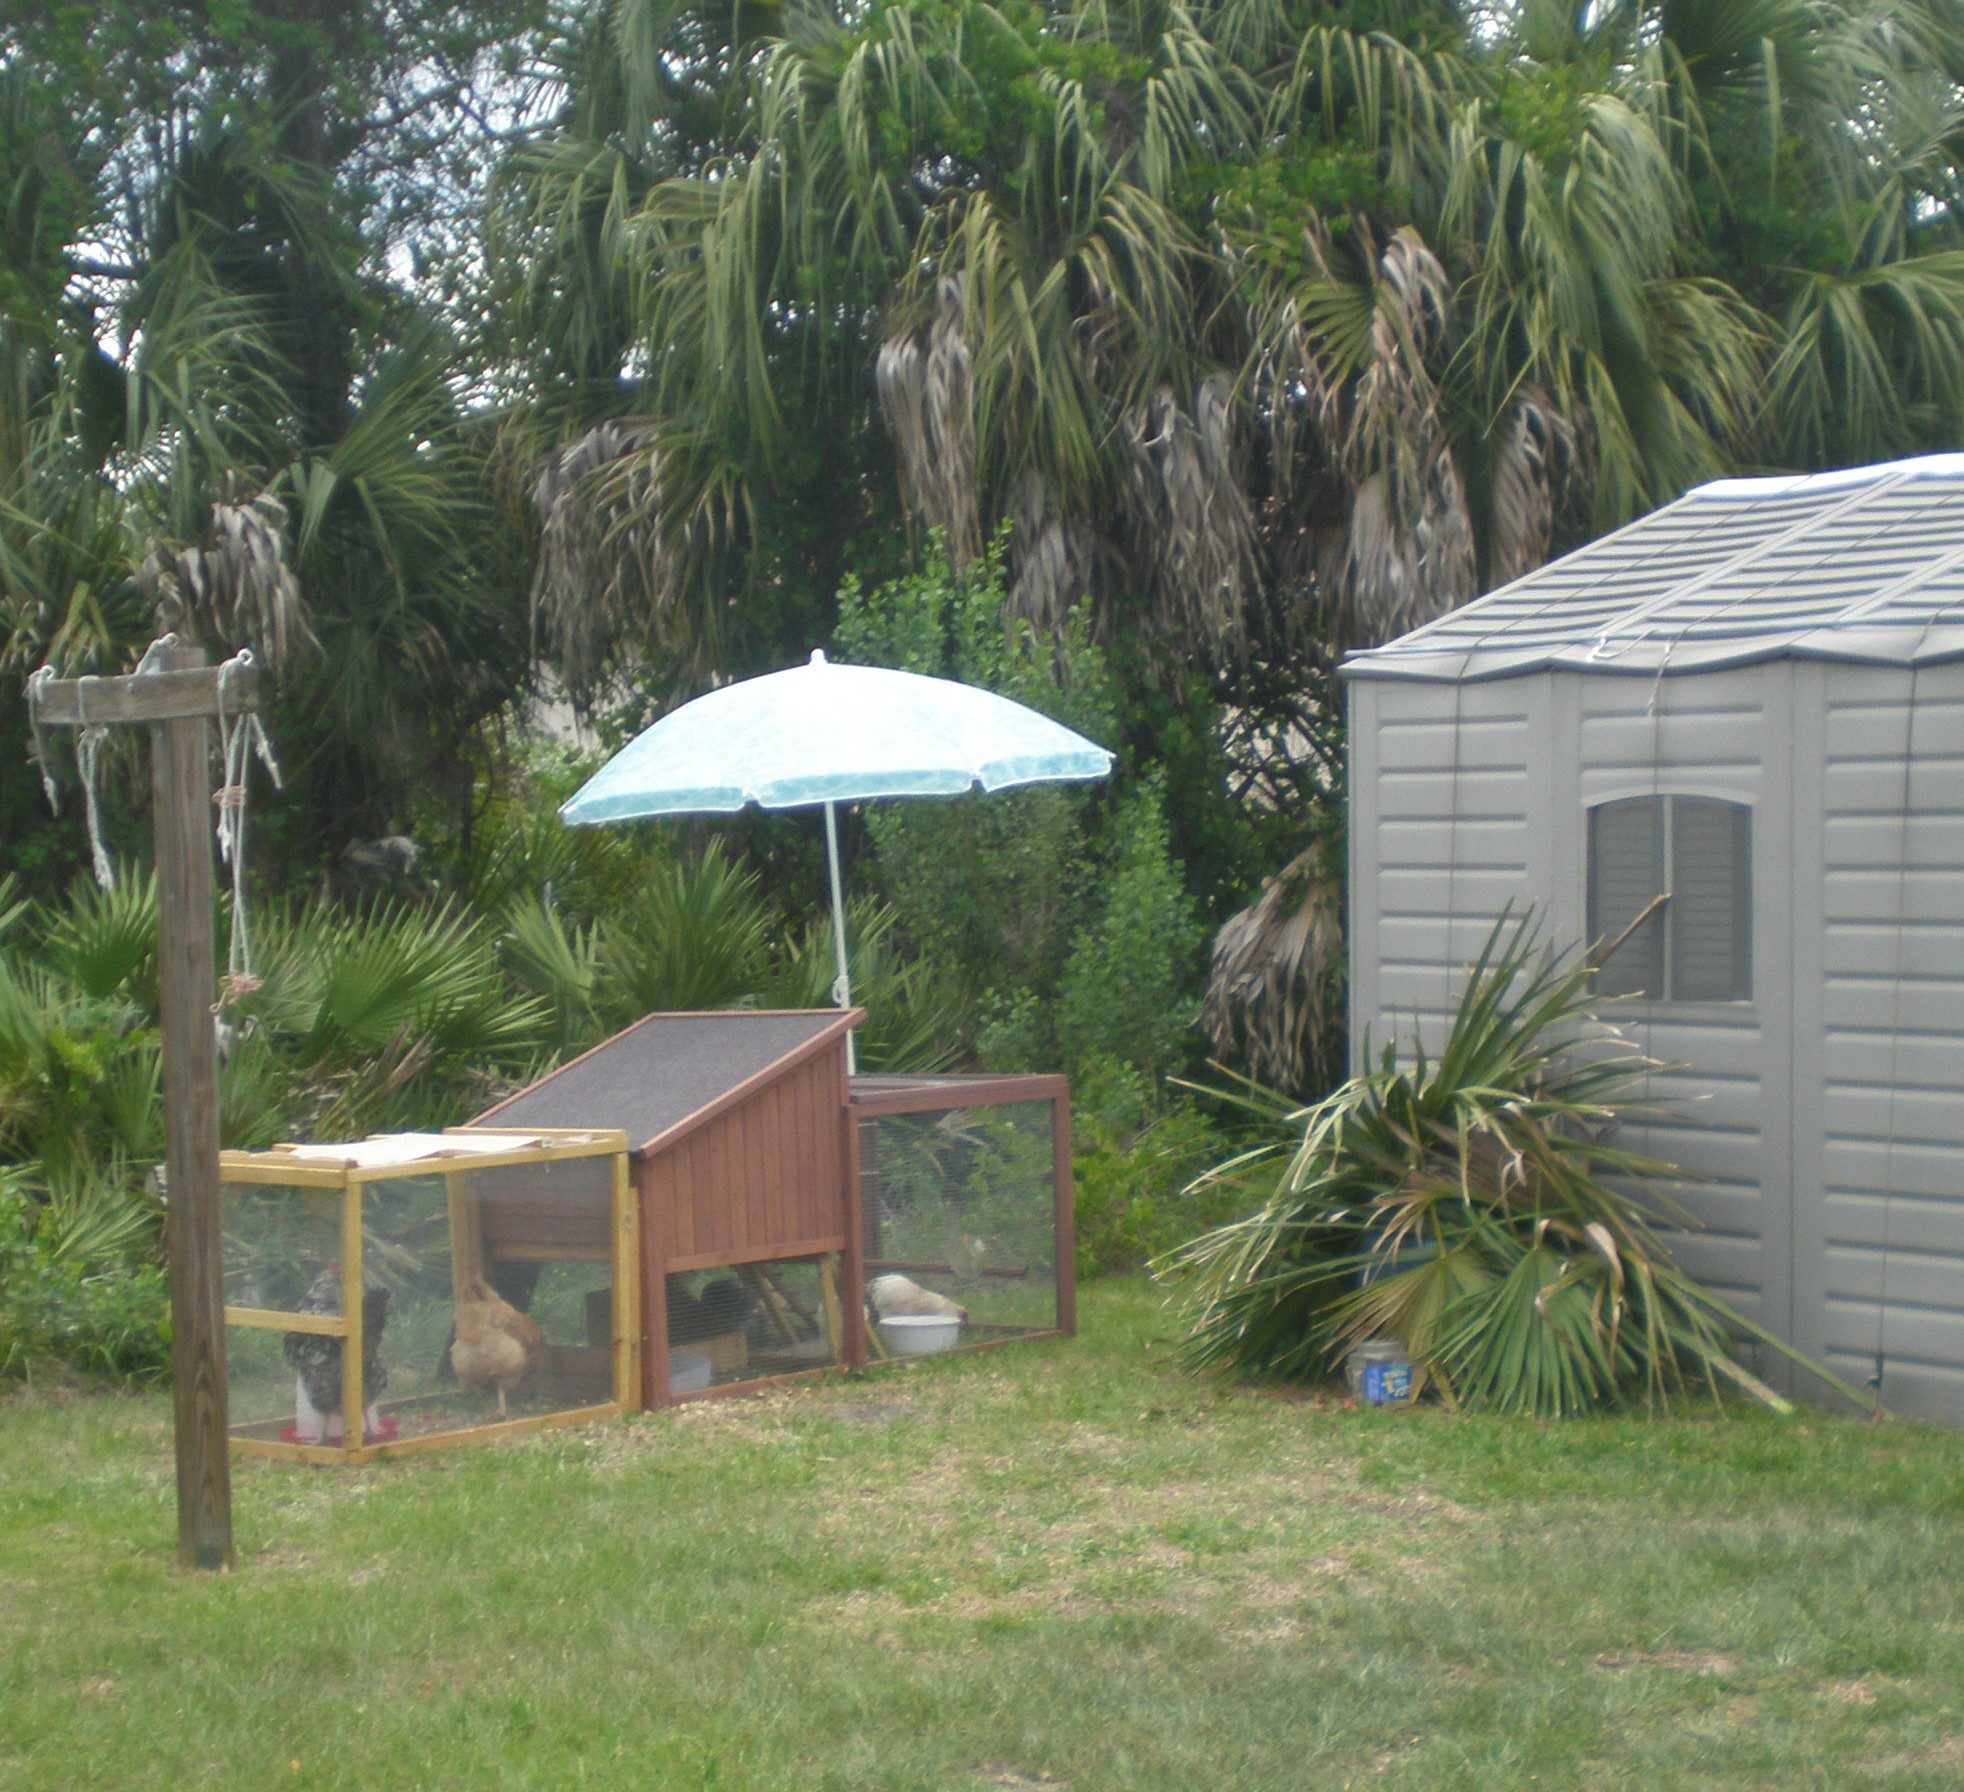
[
  {"left": 668, "top": 1348, "right": 713, "bottom": 1393},
  {"left": 877, "top": 1314, "right": 963, "bottom": 1356}
]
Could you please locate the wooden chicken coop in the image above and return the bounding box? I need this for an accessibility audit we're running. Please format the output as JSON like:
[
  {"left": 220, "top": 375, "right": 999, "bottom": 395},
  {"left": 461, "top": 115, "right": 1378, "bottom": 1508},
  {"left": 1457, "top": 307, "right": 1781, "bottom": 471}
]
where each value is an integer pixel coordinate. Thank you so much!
[
  {"left": 477, "top": 1010, "right": 1074, "bottom": 1404},
  {"left": 218, "top": 1127, "right": 637, "bottom": 1463}
]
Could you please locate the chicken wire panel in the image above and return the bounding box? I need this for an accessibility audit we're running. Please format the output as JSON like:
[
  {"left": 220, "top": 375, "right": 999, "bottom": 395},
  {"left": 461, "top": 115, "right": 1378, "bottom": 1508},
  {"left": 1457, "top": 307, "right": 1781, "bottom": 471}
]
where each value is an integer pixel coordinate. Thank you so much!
[
  {"left": 226, "top": 1324, "right": 318, "bottom": 1438},
  {"left": 348, "top": 1173, "right": 460, "bottom": 1443},
  {"left": 860, "top": 1101, "right": 1059, "bottom": 1344},
  {"left": 665, "top": 1254, "right": 844, "bottom": 1395},
  {"left": 374, "top": 1159, "right": 620, "bottom": 1442},
  {"left": 221, "top": 1180, "right": 349, "bottom": 1444},
  {"left": 221, "top": 1181, "right": 342, "bottom": 1313}
]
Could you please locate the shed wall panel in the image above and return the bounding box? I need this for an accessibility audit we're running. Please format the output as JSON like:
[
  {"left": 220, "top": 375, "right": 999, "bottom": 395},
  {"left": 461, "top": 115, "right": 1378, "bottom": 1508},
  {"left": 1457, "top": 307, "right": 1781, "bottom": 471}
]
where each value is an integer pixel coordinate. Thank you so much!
[
  {"left": 1567, "top": 669, "right": 1787, "bottom": 1333},
  {"left": 1800, "top": 661, "right": 1964, "bottom": 1421},
  {"left": 1355, "top": 666, "right": 1792, "bottom": 1342},
  {"left": 1349, "top": 679, "right": 1541, "bottom": 1062},
  {"left": 1354, "top": 651, "right": 1964, "bottom": 1421}
]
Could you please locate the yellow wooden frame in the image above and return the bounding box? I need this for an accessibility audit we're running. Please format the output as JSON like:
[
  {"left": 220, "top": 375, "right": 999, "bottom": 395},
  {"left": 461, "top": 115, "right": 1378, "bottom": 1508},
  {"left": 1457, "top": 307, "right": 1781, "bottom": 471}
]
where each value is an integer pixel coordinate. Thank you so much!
[{"left": 220, "top": 1128, "right": 635, "bottom": 1464}]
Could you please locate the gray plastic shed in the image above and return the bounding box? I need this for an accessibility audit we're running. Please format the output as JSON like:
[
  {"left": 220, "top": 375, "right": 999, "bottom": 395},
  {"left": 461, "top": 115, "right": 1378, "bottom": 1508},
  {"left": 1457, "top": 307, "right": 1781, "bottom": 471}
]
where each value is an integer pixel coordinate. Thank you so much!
[{"left": 1343, "top": 453, "right": 1964, "bottom": 1423}]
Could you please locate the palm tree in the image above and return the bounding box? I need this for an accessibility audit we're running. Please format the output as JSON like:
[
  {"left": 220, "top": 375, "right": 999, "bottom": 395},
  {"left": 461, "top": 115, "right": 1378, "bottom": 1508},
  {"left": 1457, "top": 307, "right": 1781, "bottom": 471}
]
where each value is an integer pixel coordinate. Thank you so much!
[
  {"left": 0, "top": 69, "right": 530, "bottom": 871},
  {"left": 510, "top": 0, "right": 1964, "bottom": 658},
  {"left": 501, "top": 0, "right": 1964, "bottom": 1090}
]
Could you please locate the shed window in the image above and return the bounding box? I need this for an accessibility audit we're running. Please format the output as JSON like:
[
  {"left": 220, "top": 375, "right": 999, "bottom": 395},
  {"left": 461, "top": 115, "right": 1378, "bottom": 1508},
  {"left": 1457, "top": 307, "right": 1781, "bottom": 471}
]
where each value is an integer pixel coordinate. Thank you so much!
[{"left": 1587, "top": 797, "right": 1751, "bottom": 1001}]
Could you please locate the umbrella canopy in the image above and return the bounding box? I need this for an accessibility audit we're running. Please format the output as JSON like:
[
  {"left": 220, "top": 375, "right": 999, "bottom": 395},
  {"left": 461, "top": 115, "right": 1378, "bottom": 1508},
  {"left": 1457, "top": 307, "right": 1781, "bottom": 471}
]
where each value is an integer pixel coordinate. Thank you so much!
[
  {"left": 559, "top": 651, "right": 1112, "bottom": 824},
  {"left": 560, "top": 651, "right": 1113, "bottom": 1066}
]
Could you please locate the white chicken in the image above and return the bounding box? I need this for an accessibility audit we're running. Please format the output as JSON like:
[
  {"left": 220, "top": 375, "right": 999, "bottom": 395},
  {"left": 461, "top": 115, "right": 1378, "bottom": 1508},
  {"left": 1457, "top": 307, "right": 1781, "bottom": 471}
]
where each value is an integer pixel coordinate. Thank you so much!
[{"left": 866, "top": 1273, "right": 968, "bottom": 1324}]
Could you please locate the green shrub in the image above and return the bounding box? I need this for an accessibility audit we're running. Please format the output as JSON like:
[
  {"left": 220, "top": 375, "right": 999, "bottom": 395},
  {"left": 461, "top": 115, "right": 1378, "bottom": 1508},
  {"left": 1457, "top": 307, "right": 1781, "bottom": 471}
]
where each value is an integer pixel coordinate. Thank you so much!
[
  {"left": 834, "top": 537, "right": 1121, "bottom": 1044},
  {"left": 1056, "top": 777, "right": 1205, "bottom": 1083},
  {"left": 1163, "top": 913, "right": 1862, "bottom": 1418},
  {"left": 1072, "top": 1078, "right": 1239, "bottom": 1280},
  {"left": 0, "top": 1177, "right": 169, "bottom": 1384},
  {"left": 833, "top": 543, "right": 1215, "bottom": 1090}
]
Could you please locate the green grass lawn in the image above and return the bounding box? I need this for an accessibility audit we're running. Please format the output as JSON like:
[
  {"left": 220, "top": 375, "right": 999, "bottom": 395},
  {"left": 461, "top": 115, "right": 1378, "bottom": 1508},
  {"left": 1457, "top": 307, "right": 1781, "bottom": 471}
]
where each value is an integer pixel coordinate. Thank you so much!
[{"left": 3, "top": 1282, "right": 1961, "bottom": 1791}]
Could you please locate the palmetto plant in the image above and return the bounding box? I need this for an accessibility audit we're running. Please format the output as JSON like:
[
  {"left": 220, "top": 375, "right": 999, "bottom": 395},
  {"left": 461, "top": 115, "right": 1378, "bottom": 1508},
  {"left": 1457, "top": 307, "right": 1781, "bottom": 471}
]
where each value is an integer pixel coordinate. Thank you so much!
[
  {"left": 1166, "top": 912, "right": 1863, "bottom": 1418},
  {"left": 508, "top": 0, "right": 1964, "bottom": 687},
  {"left": 766, "top": 898, "right": 967, "bottom": 1073}
]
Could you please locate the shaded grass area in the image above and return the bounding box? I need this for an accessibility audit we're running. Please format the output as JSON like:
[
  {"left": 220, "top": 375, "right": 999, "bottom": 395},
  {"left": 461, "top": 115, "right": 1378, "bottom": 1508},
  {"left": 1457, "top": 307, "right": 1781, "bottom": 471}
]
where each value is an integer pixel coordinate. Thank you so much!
[{"left": 2, "top": 1283, "right": 1961, "bottom": 1790}]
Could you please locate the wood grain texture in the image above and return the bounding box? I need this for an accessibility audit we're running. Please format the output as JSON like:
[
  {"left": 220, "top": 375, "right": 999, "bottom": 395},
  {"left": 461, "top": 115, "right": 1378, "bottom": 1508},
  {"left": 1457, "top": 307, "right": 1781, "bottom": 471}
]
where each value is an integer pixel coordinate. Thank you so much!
[
  {"left": 35, "top": 659, "right": 260, "bottom": 724},
  {"left": 149, "top": 646, "right": 235, "bottom": 1568},
  {"left": 1052, "top": 1093, "right": 1076, "bottom": 1337}
]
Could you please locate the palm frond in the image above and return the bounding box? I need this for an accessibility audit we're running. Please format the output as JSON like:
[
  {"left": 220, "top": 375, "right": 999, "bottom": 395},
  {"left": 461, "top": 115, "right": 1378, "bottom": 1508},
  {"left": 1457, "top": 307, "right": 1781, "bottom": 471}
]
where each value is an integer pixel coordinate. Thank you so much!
[
  {"left": 1200, "top": 845, "right": 1344, "bottom": 1096},
  {"left": 1165, "top": 909, "right": 1867, "bottom": 1417}
]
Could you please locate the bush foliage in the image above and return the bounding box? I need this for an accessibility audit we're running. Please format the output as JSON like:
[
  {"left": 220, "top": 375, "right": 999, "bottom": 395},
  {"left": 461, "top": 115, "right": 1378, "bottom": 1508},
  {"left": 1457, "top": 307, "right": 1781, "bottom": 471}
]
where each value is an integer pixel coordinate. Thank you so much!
[{"left": 1164, "top": 914, "right": 1861, "bottom": 1419}]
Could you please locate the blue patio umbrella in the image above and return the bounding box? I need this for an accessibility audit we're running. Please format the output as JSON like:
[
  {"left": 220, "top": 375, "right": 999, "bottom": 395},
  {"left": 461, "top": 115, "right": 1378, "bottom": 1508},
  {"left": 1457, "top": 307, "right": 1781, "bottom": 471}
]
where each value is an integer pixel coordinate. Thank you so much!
[{"left": 560, "top": 650, "right": 1113, "bottom": 1067}]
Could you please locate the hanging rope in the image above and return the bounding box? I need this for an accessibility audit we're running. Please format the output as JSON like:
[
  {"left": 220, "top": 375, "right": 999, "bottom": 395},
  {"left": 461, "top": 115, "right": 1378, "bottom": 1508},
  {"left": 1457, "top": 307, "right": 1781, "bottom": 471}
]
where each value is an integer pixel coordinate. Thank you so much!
[
  {"left": 26, "top": 664, "right": 61, "bottom": 815},
  {"left": 26, "top": 634, "right": 281, "bottom": 997},
  {"left": 212, "top": 647, "right": 282, "bottom": 1003},
  {"left": 74, "top": 684, "right": 115, "bottom": 889}
]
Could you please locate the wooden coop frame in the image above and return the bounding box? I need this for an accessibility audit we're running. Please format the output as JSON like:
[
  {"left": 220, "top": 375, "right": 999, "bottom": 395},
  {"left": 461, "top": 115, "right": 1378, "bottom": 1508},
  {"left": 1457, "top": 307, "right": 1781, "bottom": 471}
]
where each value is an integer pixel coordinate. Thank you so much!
[
  {"left": 477, "top": 1011, "right": 1076, "bottom": 1407},
  {"left": 219, "top": 1127, "right": 636, "bottom": 1464},
  {"left": 851, "top": 1073, "right": 1075, "bottom": 1349}
]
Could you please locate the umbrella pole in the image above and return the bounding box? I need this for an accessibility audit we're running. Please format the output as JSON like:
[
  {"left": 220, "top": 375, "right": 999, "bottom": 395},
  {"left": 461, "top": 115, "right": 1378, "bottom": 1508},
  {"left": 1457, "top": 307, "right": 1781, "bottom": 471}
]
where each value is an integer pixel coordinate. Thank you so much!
[{"left": 824, "top": 800, "right": 856, "bottom": 1074}]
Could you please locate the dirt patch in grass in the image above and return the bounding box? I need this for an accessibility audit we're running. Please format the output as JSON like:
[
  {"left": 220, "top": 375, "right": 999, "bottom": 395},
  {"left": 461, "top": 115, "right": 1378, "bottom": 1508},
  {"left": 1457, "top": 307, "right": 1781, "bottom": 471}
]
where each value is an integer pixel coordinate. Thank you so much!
[
  {"left": 1592, "top": 1648, "right": 1738, "bottom": 1676},
  {"left": 1871, "top": 1734, "right": 1964, "bottom": 1777},
  {"left": 825, "top": 1399, "right": 914, "bottom": 1426}
]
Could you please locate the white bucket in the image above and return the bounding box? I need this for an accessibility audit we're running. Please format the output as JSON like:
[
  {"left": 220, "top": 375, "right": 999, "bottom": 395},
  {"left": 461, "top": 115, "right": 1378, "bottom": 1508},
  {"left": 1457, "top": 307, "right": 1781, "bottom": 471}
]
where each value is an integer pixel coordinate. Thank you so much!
[{"left": 877, "top": 1314, "right": 963, "bottom": 1356}]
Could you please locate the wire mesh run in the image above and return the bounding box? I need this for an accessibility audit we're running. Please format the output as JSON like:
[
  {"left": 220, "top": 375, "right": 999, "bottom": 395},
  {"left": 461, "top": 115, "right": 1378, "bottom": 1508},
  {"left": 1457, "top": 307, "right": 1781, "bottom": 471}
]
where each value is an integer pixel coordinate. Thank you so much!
[
  {"left": 853, "top": 1084, "right": 1069, "bottom": 1359},
  {"left": 664, "top": 1254, "right": 846, "bottom": 1395},
  {"left": 218, "top": 1130, "right": 633, "bottom": 1462}
]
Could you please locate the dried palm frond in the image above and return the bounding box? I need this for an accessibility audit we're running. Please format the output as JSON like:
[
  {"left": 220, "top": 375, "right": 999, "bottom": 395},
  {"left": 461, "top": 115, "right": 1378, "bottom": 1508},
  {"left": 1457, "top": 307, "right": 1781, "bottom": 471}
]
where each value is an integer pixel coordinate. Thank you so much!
[
  {"left": 1120, "top": 376, "right": 1258, "bottom": 651},
  {"left": 1200, "top": 845, "right": 1344, "bottom": 1096},
  {"left": 1314, "top": 445, "right": 1476, "bottom": 650},
  {"left": 1007, "top": 474, "right": 1104, "bottom": 632},
  {"left": 1248, "top": 218, "right": 1473, "bottom": 647},
  {"left": 529, "top": 416, "right": 735, "bottom": 696},
  {"left": 1486, "top": 388, "right": 1576, "bottom": 589},
  {"left": 141, "top": 488, "right": 309, "bottom": 670},
  {"left": 876, "top": 275, "right": 981, "bottom": 569},
  {"left": 532, "top": 419, "right": 642, "bottom": 689}
]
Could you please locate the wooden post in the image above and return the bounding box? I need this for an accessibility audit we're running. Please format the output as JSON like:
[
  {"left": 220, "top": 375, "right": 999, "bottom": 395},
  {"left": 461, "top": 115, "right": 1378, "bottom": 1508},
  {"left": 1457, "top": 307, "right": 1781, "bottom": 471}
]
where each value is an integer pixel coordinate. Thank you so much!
[
  {"left": 340, "top": 1183, "right": 365, "bottom": 1460},
  {"left": 30, "top": 640, "right": 257, "bottom": 1569},
  {"left": 1052, "top": 1089, "right": 1076, "bottom": 1338},
  {"left": 150, "top": 644, "right": 234, "bottom": 1566},
  {"left": 840, "top": 1047, "right": 867, "bottom": 1370}
]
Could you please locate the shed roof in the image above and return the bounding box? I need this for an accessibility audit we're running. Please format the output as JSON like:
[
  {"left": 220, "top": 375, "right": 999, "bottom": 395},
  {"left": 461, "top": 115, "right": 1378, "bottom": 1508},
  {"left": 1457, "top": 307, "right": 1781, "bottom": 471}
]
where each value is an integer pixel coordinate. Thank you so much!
[
  {"left": 1342, "top": 454, "right": 1964, "bottom": 683},
  {"left": 474, "top": 1009, "right": 857, "bottom": 1153}
]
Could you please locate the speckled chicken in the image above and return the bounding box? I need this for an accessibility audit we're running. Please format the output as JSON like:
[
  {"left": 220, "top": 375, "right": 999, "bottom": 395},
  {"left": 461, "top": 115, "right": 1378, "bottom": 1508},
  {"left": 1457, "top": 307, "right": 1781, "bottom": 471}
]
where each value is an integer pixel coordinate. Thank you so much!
[
  {"left": 282, "top": 1263, "right": 390, "bottom": 1442},
  {"left": 450, "top": 1276, "right": 544, "bottom": 1416}
]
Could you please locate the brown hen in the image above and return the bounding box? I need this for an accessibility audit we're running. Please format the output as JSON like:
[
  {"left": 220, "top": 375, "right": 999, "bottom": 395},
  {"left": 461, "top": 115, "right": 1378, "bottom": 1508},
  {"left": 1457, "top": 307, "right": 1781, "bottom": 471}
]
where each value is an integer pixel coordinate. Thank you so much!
[{"left": 450, "top": 1276, "right": 544, "bottom": 1417}]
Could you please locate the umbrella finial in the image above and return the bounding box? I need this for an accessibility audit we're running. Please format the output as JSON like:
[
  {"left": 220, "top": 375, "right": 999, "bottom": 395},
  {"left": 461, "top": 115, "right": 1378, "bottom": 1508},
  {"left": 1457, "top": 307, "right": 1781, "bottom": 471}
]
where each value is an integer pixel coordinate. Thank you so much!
[{"left": 809, "top": 648, "right": 828, "bottom": 665}]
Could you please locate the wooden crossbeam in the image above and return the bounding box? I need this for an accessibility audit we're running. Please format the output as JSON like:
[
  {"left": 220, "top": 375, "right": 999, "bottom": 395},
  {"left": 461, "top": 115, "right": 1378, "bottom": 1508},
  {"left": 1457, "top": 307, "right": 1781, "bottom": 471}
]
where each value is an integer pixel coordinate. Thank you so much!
[{"left": 29, "top": 660, "right": 259, "bottom": 726}]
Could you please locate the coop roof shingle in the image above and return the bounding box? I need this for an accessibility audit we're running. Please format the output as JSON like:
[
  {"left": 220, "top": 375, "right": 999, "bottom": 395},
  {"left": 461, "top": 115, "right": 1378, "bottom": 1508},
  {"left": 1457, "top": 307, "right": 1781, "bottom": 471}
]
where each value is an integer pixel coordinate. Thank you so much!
[
  {"left": 474, "top": 1009, "right": 853, "bottom": 1151},
  {"left": 1342, "top": 454, "right": 1964, "bottom": 683}
]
